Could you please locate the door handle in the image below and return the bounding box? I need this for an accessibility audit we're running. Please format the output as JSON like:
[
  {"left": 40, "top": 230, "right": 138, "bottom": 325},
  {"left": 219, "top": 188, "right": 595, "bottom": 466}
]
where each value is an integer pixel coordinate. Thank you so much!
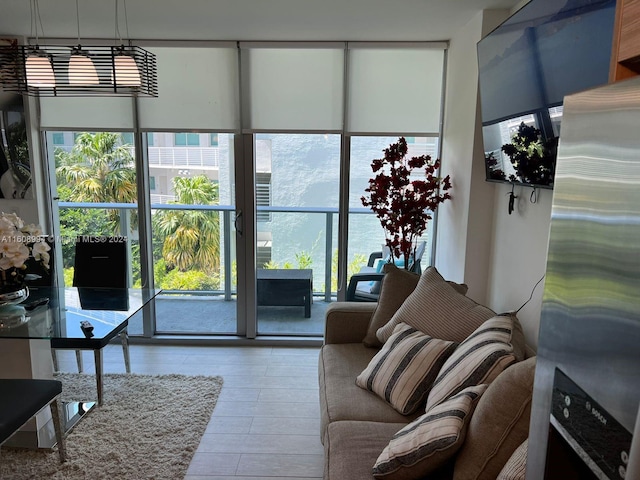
[{"left": 235, "top": 210, "right": 243, "bottom": 237}]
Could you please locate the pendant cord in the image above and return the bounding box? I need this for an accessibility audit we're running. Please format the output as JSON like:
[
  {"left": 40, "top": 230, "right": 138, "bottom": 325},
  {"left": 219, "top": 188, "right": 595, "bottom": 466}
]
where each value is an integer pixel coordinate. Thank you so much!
[
  {"left": 124, "top": 0, "right": 131, "bottom": 42},
  {"left": 34, "top": 0, "right": 45, "bottom": 43},
  {"left": 115, "top": 0, "right": 122, "bottom": 44},
  {"left": 75, "top": 0, "right": 81, "bottom": 45}
]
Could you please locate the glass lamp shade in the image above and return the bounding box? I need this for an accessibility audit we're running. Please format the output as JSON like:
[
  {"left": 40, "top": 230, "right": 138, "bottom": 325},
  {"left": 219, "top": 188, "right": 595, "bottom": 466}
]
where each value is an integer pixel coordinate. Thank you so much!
[
  {"left": 25, "top": 54, "right": 56, "bottom": 87},
  {"left": 113, "top": 55, "right": 141, "bottom": 87},
  {"left": 69, "top": 54, "right": 99, "bottom": 85}
]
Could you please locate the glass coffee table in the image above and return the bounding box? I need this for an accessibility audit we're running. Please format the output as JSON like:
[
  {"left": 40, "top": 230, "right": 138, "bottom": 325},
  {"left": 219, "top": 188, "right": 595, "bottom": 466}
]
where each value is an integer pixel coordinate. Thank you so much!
[{"left": 0, "top": 287, "right": 159, "bottom": 448}]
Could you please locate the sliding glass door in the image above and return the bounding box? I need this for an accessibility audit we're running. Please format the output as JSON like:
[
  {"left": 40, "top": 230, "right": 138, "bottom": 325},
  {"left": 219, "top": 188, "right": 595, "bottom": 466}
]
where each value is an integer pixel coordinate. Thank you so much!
[{"left": 253, "top": 133, "right": 340, "bottom": 335}]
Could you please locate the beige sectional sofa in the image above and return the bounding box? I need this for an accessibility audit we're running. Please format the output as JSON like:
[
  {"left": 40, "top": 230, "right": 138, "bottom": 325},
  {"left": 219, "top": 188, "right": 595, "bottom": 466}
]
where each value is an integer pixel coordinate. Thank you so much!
[{"left": 318, "top": 265, "right": 536, "bottom": 480}]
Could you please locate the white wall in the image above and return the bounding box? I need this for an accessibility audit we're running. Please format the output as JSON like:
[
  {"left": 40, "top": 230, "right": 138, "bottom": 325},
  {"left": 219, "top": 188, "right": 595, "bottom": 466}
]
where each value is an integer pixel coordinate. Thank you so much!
[{"left": 439, "top": 8, "right": 553, "bottom": 350}]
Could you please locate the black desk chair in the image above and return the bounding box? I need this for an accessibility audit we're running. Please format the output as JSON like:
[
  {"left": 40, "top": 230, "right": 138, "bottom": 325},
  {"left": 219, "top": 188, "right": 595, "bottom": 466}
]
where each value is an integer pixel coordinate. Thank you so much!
[
  {"left": 51, "top": 236, "right": 130, "bottom": 406},
  {"left": 0, "top": 379, "right": 66, "bottom": 463}
]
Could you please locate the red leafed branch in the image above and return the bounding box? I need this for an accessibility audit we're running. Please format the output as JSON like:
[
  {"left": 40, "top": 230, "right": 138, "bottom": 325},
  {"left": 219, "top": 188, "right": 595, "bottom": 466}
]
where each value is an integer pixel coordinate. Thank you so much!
[{"left": 361, "top": 137, "right": 452, "bottom": 269}]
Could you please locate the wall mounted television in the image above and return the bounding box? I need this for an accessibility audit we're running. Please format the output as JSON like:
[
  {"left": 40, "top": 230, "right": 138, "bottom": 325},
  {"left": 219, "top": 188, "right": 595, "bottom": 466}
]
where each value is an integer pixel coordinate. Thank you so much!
[{"left": 477, "top": 0, "right": 616, "bottom": 189}]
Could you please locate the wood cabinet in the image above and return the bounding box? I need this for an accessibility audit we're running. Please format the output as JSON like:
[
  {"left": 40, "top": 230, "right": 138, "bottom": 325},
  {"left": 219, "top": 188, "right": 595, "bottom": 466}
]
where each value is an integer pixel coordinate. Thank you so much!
[{"left": 610, "top": 0, "right": 640, "bottom": 82}]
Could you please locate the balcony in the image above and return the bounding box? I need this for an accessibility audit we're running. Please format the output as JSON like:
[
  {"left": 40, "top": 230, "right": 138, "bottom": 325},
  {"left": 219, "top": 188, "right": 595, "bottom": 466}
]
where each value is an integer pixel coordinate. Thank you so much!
[
  {"left": 58, "top": 202, "right": 382, "bottom": 337},
  {"left": 148, "top": 147, "right": 220, "bottom": 168}
]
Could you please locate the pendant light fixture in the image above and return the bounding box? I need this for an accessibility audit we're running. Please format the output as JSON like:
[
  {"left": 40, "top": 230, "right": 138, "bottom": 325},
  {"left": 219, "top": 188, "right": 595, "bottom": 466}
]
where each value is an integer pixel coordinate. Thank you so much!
[
  {"left": 68, "top": 0, "right": 99, "bottom": 86},
  {"left": 112, "top": 0, "right": 142, "bottom": 88},
  {"left": 0, "top": 0, "right": 157, "bottom": 97},
  {"left": 24, "top": 0, "right": 55, "bottom": 88}
]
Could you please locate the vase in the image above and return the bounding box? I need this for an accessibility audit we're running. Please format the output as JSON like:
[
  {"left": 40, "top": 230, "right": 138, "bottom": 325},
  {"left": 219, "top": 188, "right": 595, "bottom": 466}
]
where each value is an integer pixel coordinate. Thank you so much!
[
  {"left": 0, "top": 303, "right": 28, "bottom": 330},
  {"left": 0, "top": 285, "right": 29, "bottom": 307}
]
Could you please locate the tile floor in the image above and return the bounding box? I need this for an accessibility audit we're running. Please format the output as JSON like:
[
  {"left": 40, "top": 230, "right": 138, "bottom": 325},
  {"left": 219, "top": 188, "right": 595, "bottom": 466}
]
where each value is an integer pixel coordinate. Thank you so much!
[{"left": 54, "top": 343, "right": 324, "bottom": 479}]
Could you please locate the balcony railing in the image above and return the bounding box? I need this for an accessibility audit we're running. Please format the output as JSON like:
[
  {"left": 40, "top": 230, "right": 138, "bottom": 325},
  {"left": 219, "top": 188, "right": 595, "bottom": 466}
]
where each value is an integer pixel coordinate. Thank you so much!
[{"left": 58, "top": 202, "right": 377, "bottom": 302}]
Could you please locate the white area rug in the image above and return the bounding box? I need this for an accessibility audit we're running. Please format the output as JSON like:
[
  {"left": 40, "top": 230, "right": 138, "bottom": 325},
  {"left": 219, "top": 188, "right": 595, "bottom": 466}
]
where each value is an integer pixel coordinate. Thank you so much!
[{"left": 0, "top": 373, "right": 223, "bottom": 480}]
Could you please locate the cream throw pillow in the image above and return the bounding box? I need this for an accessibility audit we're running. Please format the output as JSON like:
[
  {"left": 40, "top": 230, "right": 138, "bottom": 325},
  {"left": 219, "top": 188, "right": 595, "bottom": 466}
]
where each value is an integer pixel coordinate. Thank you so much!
[
  {"left": 373, "top": 384, "right": 488, "bottom": 479},
  {"left": 356, "top": 322, "right": 458, "bottom": 415},
  {"left": 376, "top": 266, "right": 494, "bottom": 345}
]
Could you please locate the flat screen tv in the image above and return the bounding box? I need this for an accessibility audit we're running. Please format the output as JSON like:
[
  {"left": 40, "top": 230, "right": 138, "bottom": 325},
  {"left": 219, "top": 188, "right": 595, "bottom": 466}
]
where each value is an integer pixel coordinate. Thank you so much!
[{"left": 477, "top": 0, "right": 616, "bottom": 189}]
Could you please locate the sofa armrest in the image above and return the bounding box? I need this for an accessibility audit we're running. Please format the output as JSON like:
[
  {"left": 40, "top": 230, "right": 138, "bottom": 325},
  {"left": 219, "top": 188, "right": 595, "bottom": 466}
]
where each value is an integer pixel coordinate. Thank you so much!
[{"left": 324, "top": 302, "right": 376, "bottom": 344}]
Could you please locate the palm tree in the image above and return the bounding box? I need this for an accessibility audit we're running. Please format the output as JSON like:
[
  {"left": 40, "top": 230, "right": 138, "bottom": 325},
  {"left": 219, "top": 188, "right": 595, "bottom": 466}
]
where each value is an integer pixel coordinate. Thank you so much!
[
  {"left": 56, "top": 132, "right": 137, "bottom": 233},
  {"left": 153, "top": 175, "right": 221, "bottom": 275}
]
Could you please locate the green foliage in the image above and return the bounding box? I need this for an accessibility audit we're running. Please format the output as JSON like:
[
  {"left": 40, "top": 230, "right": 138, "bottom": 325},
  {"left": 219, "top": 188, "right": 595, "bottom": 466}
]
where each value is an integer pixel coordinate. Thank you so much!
[
  {"left": 151, "top": 257, "right": 219, "bottom": 291},
  {"left": 329, "top": 249, "right": 367, "bottom": 292},
  {"left": 63, "top": 267, "right": 74, "bottom": 287},
  {"left": 55, "top": 132, "right": 137, "bottom": 234},
  {"left": 263, "top": 251, "right": 313, "bottom": 270},
  {"left": 295, "top": 251, "right": 313, "bottom": 269},
  {"left": 160, "top": 269, "right": 220, "bottom": 291},
  {"left": 152, "top": 175, "right": 221, "bottom": 274},
  {"left": 58, "top": 205, "right": 112, "bottom": 267}
]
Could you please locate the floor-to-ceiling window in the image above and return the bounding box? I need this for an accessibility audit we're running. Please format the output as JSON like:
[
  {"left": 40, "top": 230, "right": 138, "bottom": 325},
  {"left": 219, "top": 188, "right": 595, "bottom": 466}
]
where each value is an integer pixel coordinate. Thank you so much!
[
  {"left": 239, "top": 44, "right": 344, "bottom": 336},
  {"left": 344, "top": 45, "right": 446, "bottom": 284},
  {"left": 38, "top": 40, "right": 447, "bottom": 341}
]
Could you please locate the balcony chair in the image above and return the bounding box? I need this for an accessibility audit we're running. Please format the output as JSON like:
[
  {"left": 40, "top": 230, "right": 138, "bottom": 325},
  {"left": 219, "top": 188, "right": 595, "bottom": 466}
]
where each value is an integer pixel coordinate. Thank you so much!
[
  {"left": 346, "top": 241, "right": 426, "bottom": 302},
  {"left": 0, "top": 378, "right": 66, "bottom": 463},
  {"left": 51, "top": 236, "right": 130, "bottom": 405}
]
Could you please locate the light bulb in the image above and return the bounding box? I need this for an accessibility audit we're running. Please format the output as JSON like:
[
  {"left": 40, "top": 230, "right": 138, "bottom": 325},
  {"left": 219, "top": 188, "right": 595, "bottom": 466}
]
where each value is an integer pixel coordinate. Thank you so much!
[
  {"left": 69, "top": 54, "right": 99, "bottom": 85},
  {"left": 25, "top": 54, "right": 55, "bottom": 88},
  {"left": 113, "top": 55, "right": 141, "bottom": 87}
]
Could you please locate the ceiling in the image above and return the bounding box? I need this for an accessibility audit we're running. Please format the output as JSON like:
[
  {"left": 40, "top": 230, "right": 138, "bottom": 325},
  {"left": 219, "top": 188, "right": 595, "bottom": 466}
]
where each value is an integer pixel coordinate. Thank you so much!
[{"left": 0, "top": 0, "right": 523, "bottom": 43}]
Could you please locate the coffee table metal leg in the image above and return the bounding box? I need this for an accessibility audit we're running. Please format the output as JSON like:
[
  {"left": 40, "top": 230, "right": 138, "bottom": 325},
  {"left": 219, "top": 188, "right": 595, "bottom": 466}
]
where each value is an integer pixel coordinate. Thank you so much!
[
  {"left": 120, "top": 330, "right": 131, "bottom": 374},
  {"left": 75, "top": 350, "right": 83, "bottom": 373},
  {"left": 50, "top": 398, "right": 67, "bottom": 462},
  {"left": 94, "top": 349, "right": 103, "bottom": 406}
]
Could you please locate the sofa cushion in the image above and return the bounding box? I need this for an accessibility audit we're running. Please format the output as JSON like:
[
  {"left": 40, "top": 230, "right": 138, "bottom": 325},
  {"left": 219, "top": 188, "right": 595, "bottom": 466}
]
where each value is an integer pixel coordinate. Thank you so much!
[
  {"left": 324, "top": 421, "right": 454, "bottom": 480},
  {"left": 453, "top": 357, "right": 536, "bottom": 480},
  {"left": 356, "top": 323, "right": 458, "bottom": 415},
  {"left": 372, "top": 384, "right": 488, "bottom": 480},
  {"left": 319, "top": 343, "right": 422, "bottom": 442},
  {"left": 496, "top": 439, "right": 528, "bottom": 480},
  {"left": 376, "top": 267, "right": 494, "bottom": 345},
  {"left": 364, "top": 265, "right": 469, "bottom": 348},
  {"left": 363, "top": 264, "right": 421, "bottom": 347},
  {"left": 425, "top": 314, "right": 526, "bottom": 411}
]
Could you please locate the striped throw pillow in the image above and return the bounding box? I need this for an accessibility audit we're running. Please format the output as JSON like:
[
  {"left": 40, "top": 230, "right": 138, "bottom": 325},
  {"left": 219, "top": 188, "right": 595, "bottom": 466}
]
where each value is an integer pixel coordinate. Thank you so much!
[
  {"left": 425, "top": 314, "right": 526, "bottom": 412},
  {"left": 373, "top": 384, "right": 488, "bottom": 479},
  {"left": 356, "top": 323, "right": 458, "bottom": 415},
  {"left": 497, "top": 439, "right": 528, "bottom": 480},
  {"left": 376, "top": 267, "right": 496, "bottom": 345}
]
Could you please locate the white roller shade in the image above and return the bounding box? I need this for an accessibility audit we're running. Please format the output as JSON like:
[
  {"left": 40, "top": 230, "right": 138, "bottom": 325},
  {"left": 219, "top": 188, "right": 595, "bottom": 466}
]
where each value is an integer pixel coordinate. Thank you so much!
[
  {"left": 242, "top": 46, "right": 344, "bottom": 131},
  {"left": 39, "top": 97, "right": 134, "bottom": 130},
  {"left": 347, "top": 47, "right": 445, "bottom": 134},
  {"left": 137, "top": 46, "right": 240, "bottom": 131}
]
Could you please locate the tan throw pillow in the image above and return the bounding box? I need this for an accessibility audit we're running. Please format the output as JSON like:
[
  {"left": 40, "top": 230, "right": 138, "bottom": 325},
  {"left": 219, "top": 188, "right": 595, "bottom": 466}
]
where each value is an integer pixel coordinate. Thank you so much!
[
  {"left": 363, "top": 264, "right": 421, "bottom": 347},
  {"left": 376, "top": 266, "right": 494, "bottom": 345},
  {"left": 425, "top": 314, "right": 526, "bottom": 412},
  {"left": 453, "top": 357, "right": 536, "bottom": 480},
  {"left": 356, "top": 322, "right": 458, "bottom": 415},
  {"left": 373, "top": 384, "right": 488, "bottom": 479},
  {"left": 496, "top": 439, "right": 528, "bottom": 480}
]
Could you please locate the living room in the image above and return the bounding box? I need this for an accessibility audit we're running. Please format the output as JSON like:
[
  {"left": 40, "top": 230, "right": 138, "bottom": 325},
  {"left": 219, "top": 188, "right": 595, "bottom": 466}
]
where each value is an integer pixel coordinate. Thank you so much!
[{"left": 1, "top": 0, "right": 640, "bottom": 479}]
